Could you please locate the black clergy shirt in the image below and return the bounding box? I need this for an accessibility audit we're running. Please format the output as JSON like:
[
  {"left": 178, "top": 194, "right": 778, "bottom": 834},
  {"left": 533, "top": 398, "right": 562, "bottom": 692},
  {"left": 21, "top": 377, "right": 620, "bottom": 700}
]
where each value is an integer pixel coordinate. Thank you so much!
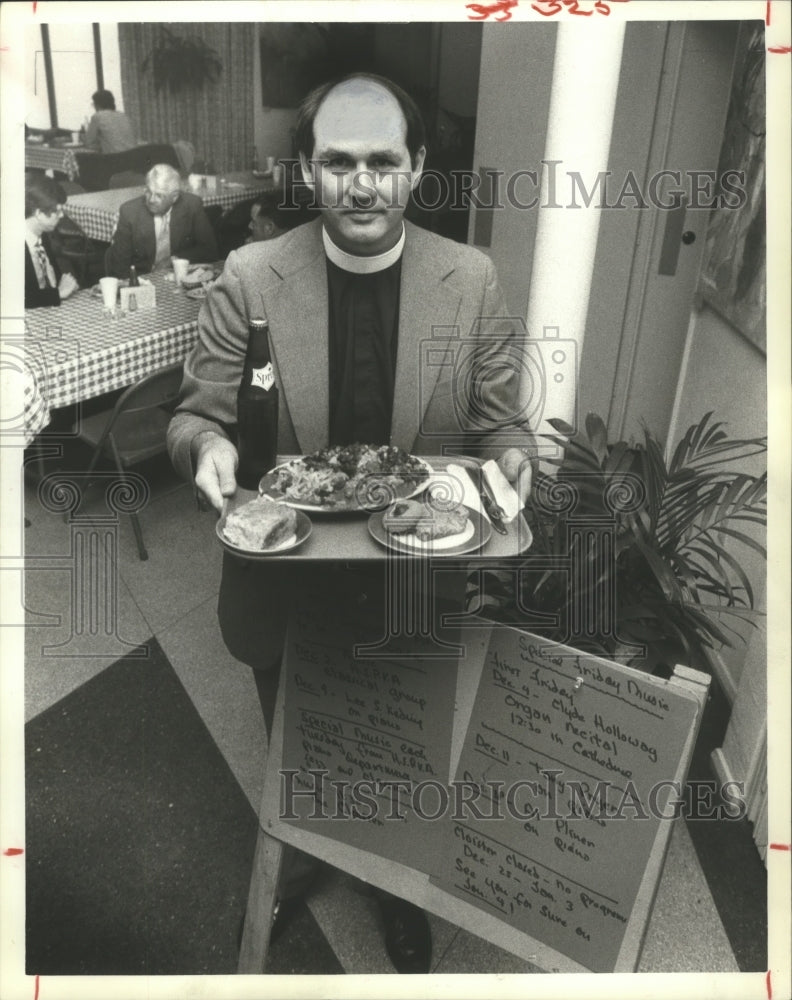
[{"left": 326, "top": 257, "right": 402, "bottom": 447}]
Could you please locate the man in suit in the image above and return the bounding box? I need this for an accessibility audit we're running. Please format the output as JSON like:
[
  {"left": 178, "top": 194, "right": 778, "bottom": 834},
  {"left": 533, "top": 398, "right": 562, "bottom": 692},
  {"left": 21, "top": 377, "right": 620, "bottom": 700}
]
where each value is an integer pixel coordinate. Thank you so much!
[
  {"left": 106, "top": 163, "right": 218, "bottom": 278},
  {"left": 168, "top": 73, "right": 532, "bottom": 972},
  {"left": 25, "top": 173, "right": 80, "bottom": 309}
]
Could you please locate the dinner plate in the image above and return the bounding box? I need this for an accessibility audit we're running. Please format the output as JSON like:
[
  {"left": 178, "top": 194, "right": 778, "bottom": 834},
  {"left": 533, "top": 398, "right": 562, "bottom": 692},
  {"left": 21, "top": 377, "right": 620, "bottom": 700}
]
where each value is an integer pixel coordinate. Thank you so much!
[
  {"left": 216, "top": 505, "right": 312, "bottom": 559},
  {"left": 181, "top": 266, "right": 217, "bottom": 289},
  {"left": 259, "top": 456, "right": 434, "bottom": 514},
  {"left": 368, "top": 504, "right": 490, "bottom": 556},
  {"left": 185, "top": 285, "right": 214, "bottom": 300}
]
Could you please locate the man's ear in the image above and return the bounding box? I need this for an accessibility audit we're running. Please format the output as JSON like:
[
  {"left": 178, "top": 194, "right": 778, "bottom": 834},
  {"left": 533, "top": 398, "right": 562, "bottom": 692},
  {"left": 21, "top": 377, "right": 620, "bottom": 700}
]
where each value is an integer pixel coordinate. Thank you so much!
[
  {"left": 410, "top": 146, "right": 427, "bottom": 191},
  {"left": 299, "top": 153, "right": 315, "bottom": 189}
]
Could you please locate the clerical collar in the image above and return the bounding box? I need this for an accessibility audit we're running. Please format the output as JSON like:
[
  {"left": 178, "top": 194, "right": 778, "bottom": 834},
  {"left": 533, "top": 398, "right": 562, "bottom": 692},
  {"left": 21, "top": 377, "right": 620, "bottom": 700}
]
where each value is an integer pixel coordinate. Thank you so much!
[{"left": 322, "top": 225, "right": 405, "bottom": 274}]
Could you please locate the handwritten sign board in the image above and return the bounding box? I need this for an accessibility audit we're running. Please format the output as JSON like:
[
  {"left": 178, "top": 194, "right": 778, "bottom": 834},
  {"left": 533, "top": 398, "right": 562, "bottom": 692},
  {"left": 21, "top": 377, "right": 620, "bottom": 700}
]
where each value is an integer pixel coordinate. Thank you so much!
[
  {"left": 267, "top": 612, "right": 705, "bottom": 972},
  {"left": 430, "top": 627, "right": 700, "bottom": 971},
  {"left": 276, "top": 572, "right": 462, "bottom": 874}
]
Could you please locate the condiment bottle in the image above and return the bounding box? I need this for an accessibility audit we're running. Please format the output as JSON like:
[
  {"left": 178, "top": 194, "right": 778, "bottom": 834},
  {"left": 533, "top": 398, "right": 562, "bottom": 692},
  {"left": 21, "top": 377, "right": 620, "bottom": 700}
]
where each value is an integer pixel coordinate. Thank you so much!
[{"left": 236, "top": 318, "right": 279, "bottom": 490}]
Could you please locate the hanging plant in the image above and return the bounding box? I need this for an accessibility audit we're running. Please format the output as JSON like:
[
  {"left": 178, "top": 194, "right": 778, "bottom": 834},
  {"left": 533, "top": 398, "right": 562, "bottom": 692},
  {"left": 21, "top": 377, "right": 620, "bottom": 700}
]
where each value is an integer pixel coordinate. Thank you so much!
[{"left": 142, "top": 27, "right": 223, "bottom": 95}]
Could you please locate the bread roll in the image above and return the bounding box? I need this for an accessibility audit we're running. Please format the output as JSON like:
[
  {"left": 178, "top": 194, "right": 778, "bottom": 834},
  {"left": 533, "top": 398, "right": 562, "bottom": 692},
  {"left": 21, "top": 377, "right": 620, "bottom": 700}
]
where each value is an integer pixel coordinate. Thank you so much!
[{"left": 223, "top": 497, "right": 297, "bottom": 550}]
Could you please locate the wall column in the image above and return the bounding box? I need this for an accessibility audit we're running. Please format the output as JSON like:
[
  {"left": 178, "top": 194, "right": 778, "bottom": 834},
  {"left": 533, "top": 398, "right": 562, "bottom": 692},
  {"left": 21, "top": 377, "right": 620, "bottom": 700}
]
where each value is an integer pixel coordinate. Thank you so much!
[{"left": 525, "top": 21, "right": 625, "bottom": 438}]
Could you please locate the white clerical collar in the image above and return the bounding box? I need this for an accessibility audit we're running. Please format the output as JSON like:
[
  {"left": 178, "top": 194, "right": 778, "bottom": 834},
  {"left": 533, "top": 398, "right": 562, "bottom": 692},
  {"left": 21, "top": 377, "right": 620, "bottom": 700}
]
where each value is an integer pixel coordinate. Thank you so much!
[{"left": 322, "top": 225, "right": 405, "bottom": 274}]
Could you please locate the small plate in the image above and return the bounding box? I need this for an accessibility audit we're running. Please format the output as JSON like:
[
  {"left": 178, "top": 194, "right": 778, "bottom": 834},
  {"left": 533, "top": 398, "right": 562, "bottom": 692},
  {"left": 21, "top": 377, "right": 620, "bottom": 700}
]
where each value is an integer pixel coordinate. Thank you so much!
[
  {"left": 216, "top": 505, "right": 312, "bottom": 560},
  {"left": 260, "top": 456, "right": 433, "bottom": 514},
  {"left": 182, "top": 266, "right": 216, "bottom": 288},
  {"left": 185, "top": 285, "right": 214, "bottom": 300},
  {"left": 368, "top": 504, "right": 491, "bottom": 556}
]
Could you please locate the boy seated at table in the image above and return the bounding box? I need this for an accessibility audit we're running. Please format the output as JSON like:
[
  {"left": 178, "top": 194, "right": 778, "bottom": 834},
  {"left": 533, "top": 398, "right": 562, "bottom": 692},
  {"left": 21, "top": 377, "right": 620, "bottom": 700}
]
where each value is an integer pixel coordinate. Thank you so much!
[
  {"left": 105, "top": 164, "right": 218, "bottom": 279},
  {"left": 25, "top": 173, "right": 80, "bottom": 309}
]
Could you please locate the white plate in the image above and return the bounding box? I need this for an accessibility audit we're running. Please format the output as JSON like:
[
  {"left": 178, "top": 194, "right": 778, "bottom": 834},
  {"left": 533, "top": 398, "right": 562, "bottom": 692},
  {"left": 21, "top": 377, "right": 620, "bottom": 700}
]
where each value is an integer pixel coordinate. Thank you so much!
[
  {"left": 182, "top": 266, "right": 216, "bottom": 288},
  {"left": 185, "top": 286, "right": 213, "bottom": 300},
  {"left": 259, "top": 455, "right": 433, "bottom": 513},
  {"left": 368, "top": 504, "right": 491, "bottom": 556},
  {"left": 216, "top": 506, "right": 312, "bottom": 559}
]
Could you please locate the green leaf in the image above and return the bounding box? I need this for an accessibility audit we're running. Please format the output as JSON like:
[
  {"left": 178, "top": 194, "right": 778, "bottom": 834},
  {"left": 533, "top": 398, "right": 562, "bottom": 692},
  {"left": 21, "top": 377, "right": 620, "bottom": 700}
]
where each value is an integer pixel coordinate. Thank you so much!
[{"left": 585, "top": 413, "right": 609, "bottom": 462}]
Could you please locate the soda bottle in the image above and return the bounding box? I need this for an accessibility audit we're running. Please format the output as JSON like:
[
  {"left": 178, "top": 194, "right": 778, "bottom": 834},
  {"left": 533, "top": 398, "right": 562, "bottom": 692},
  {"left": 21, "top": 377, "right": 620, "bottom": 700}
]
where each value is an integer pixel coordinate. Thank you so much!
[
  {"left": 236, "top": 318, "right": 279, "bottom": 490},
  {"left": 128, "top": 265, "right": 140, "bottom": 287}
]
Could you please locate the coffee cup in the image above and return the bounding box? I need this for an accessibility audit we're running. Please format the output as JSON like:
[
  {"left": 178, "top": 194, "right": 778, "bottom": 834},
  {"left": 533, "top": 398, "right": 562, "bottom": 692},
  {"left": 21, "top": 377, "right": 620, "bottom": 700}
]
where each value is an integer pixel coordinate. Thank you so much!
[
  {"left": 172, "top": 257, "right": 190, "bottom": 286},
  {"left": 99, "top": 276, "right": 119, "bottom": 310},
  {"left": 271, "top": 163, "right": 283, "bottom": 184},
  {"left": 72, "top": 131, "right": 80, "bottom": 145}
]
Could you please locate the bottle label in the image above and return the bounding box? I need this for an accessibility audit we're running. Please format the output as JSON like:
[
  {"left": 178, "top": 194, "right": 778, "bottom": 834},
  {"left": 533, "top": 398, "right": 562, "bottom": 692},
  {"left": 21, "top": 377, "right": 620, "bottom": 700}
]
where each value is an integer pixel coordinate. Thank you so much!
[{"left": 250, "top": 362, "right": 275, "bottom": 391}]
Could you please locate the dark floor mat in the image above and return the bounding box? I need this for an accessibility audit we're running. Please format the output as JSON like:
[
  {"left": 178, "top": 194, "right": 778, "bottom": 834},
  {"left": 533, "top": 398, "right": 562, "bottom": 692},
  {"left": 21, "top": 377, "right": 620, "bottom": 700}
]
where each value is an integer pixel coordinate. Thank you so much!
[{"left": 26, "top": 640, "right": 259, "bottom": 975}]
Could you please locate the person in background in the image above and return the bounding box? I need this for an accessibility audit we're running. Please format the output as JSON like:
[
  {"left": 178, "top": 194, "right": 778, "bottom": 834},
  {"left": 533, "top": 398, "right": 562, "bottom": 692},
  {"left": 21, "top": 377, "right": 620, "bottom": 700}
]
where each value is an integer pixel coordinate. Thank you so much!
[
  {"left": 83, "top": 89, "right": 137, "bottom": 154},
  {"left": 106, "top": 164, "right": 218, "bottom": 278},
  {"left": 25, "top": 173, "right": 79, "bottom": 309}
]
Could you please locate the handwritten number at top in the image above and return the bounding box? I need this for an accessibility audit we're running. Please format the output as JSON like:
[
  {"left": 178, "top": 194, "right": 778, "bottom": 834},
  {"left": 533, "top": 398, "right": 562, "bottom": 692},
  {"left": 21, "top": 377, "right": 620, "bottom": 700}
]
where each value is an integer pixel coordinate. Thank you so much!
[{"left": 530, "top": 0, "right": 629, "bottom": 17}]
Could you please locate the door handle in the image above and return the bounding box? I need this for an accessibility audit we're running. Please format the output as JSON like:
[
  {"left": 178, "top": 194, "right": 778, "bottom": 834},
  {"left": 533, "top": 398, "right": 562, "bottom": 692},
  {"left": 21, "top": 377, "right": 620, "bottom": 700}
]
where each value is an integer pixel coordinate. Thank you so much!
[{"left": 658, "top": 194, "right": 688, "bottom": 276}]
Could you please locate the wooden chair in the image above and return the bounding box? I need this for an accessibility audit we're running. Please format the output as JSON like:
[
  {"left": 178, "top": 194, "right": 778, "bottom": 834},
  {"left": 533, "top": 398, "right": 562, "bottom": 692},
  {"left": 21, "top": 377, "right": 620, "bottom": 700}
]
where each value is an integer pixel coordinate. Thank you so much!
[{"left": 75, "top": 363, "right": 185, "bottom": 561}]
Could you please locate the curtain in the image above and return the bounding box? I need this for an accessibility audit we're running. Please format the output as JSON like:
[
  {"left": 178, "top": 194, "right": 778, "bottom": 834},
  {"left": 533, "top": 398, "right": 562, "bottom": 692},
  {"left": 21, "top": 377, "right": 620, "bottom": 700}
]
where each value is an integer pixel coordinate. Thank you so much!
[{"left": 119, "top": 23, "right": 254, "bottom": 173}]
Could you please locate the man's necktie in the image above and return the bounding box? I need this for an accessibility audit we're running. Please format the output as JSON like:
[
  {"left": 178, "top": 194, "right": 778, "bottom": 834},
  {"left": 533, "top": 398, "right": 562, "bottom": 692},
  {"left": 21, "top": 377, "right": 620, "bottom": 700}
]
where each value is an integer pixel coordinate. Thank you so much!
[
  {"left": 154, "top": 214, "right": 171, "bottom": 267},
  {"left": 35, "top": 240, "right": 53, "bottom": 288}
]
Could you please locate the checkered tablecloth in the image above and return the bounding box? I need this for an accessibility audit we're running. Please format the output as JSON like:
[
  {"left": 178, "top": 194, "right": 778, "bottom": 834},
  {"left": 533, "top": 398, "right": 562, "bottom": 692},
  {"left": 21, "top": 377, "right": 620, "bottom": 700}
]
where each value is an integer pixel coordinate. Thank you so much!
[
  {"left": 23, "top": 270, "right": 204, "bottom": 444},
  {"left": 25, "top": 144, "right": 86, "bottom": 182},
  {"left": 65, "top": 171, "right": 278, "bottom": 243}
]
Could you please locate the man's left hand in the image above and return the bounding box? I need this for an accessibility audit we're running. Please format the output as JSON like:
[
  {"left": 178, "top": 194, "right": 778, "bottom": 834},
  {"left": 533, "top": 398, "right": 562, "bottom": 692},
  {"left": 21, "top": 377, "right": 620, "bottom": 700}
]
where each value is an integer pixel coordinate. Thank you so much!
[{"left": 497, "top": 448, "right": 533, "bottom": 505}]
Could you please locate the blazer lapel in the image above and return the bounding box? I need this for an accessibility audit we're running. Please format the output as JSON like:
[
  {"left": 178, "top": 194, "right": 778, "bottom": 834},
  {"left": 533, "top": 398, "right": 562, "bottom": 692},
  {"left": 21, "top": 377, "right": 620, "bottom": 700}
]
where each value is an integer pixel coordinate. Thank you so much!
[
  {"left": 260, "top": 222, "right": 329, "bottom": 454},
  {"left": 390, "top": 223, "right": 462, "bottom": 450}
]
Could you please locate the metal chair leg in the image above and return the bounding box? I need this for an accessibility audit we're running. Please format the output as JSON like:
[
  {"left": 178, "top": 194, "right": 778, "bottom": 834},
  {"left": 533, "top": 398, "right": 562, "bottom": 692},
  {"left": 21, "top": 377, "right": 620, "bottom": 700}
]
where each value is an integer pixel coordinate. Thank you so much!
[{"left": 108, "top": 435, "right": 148, "bottom": 561}]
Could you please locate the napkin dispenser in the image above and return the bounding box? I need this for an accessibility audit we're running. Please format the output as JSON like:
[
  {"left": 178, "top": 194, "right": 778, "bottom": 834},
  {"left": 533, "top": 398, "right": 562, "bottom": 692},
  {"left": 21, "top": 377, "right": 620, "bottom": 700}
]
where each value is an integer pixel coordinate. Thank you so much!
[{"left": 119, "top": 281, "right": 155, "bottom": 313}]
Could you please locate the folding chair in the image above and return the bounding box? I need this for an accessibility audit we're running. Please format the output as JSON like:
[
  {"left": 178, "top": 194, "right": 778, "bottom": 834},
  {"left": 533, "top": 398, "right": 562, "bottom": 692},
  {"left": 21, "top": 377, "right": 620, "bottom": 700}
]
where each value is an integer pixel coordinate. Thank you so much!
[{"left": 76, "top": 363, "right": 185, "bottom": 561}]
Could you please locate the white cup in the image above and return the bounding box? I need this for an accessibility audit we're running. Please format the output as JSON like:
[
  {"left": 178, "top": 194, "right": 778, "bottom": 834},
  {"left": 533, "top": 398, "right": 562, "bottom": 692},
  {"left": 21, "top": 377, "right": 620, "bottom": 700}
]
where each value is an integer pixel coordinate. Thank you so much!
[
  {"left": 265, "top": 155, "right": 275, "bottom": 174},
  {"left": 99, "top": 277, "right": 119, "bottom": 310},
  {"left": 172, "top": 257, "right": 190, "bottom": 285},
  {"left": 271, "top": 163, "right": 283, "bottom": 184},
  {"left": 72, "top": 131, "right": 80, "bottom": 145}
]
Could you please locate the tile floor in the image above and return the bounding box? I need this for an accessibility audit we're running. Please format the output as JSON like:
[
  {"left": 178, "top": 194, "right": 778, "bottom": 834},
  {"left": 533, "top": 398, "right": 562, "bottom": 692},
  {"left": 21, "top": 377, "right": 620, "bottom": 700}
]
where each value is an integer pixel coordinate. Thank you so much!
[{"left": 19, "top": 445, "right": 762, "bottom": 978}]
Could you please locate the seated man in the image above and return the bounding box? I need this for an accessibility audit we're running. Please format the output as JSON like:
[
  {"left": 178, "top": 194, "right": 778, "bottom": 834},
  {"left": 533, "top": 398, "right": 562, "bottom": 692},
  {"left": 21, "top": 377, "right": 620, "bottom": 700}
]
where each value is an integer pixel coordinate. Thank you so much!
[
  {"left": 24, "top": 173, "right": 80, "bottom": 309},
  {"left": 106, "top": 163, "right": 218, "bottom": 278}
]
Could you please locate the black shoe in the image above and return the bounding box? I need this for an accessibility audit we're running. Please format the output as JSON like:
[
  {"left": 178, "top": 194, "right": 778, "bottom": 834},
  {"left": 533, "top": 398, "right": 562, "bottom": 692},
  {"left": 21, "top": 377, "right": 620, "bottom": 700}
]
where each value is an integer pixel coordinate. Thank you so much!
[{"left": 376, "top": 895, "right": 432, "bottom": 974}]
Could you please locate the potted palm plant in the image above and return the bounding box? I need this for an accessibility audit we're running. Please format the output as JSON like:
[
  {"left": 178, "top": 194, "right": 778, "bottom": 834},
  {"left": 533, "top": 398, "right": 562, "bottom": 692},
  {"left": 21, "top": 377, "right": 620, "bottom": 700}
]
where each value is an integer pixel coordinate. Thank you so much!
[{"left": 477, "top": 412, "right": 767, "bottom": 677}]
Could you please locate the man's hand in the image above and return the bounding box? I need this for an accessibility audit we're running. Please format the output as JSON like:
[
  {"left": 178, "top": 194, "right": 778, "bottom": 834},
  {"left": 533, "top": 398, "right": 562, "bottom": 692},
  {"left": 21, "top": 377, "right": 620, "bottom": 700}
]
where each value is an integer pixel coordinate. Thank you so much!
[
  {"left": 497, "top": 447, "right": 533, "bottom": 506},
  {"left": 193, "top": 432, "right": 238, "bottom": 513},
  {"left": 58, "top": 272, "right": 79, "bottom": 300}
]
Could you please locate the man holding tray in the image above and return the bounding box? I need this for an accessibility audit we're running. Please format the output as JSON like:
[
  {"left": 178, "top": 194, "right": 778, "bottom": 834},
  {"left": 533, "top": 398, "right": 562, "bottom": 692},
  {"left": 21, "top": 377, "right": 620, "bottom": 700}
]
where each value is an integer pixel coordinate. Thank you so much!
[{"left": 168, "top": 72, "right": 534, "bottom": 973}]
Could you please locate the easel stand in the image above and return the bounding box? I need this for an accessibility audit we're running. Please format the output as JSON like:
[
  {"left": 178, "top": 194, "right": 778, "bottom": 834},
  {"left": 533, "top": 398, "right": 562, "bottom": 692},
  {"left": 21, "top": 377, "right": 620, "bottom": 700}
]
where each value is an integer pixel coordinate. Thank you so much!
[{"left": 238, "top": 612, "right": 710, "bottom": 974}]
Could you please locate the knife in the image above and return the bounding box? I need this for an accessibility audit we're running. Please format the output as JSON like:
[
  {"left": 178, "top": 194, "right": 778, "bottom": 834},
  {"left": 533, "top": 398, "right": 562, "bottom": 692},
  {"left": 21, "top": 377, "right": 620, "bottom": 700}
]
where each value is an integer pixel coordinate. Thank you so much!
[{"left": 477, "top": 466, "right": 508, "bottom": 534}]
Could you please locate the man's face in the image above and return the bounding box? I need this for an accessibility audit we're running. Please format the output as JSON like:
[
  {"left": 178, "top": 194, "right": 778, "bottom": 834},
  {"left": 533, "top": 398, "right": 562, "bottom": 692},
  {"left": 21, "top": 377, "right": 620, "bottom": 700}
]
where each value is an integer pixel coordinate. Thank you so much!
[
  {"left": 144, "top": 178, "right": 180, "bottom": 216},
  {"left": 248, "top": 203, "right": 274, "bottom": 242},
  {"left": 37, "top": 204, "right": 64, "bottom": 233},
  {"left": 301, "top": 80, "right": 425, "bottom": 256}
]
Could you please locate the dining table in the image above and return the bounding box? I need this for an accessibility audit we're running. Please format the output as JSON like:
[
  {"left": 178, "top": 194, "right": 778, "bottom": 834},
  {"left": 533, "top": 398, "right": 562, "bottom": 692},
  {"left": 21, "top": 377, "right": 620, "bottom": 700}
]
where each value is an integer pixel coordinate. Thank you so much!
[
  {"left": 22, "top": 268, "right": 206, "bottom": 445},
  {"left": 65, "top": 171, "right": 282, "bottom": 244},
  {"left": 25, "top": 142, "right": 91, "bottom": 182}
]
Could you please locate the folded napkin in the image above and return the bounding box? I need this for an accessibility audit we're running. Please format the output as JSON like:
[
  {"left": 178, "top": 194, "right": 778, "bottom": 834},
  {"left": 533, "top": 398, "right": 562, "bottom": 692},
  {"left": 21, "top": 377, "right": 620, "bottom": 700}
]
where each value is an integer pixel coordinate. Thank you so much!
[{"left": 430, "top": 463, "right": 521, "bottom": 525}]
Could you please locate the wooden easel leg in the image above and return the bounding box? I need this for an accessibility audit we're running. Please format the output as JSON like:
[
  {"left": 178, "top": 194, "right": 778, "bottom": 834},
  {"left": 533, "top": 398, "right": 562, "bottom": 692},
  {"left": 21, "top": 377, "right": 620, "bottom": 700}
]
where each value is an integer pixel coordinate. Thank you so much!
[{"left": 237, "top": 824, "right": 285, "bottom": 974}]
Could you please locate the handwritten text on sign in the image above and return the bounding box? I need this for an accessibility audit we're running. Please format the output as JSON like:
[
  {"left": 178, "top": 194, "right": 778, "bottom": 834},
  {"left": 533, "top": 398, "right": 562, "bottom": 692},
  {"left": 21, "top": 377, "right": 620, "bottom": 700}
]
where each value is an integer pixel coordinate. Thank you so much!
[
  {"left": 280, "top": 586, "right": 458, "bottom": 874},
  {"left": 431, "top": 628, "right": 698, "bottom": 972}
]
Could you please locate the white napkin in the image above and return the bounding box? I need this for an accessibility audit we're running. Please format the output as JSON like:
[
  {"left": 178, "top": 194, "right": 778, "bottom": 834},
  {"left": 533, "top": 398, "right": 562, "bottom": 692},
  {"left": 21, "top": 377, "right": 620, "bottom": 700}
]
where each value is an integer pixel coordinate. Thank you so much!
[{"left": 481, "top": 459, "right": 522, "bottom": 522}]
